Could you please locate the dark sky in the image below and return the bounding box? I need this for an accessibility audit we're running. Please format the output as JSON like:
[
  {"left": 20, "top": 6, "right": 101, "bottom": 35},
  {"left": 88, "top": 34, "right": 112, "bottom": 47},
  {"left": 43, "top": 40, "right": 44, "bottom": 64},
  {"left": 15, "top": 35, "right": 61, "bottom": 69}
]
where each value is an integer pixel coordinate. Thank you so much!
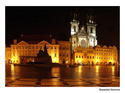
[{"left": 6, "top": 6, "right": 119, "bottom": 51}]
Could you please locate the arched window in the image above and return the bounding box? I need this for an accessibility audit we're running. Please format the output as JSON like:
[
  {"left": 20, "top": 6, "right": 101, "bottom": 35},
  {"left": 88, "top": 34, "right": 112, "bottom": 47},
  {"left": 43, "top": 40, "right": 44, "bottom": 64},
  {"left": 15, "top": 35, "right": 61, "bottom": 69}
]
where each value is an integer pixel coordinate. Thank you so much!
[
  {"left": 91, "top": 28, "right": 93, "bottom": 33},
  {"left": 74, "top": 26, "right": 76, "bottom": 32}
]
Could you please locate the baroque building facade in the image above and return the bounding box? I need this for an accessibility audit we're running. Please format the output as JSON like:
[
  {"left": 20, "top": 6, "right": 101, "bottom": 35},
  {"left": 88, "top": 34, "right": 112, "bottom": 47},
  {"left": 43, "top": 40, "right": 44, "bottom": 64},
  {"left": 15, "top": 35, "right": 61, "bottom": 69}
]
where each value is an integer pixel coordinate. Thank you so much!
[{"left": 5, "top": 35, "right": 71, "bottom": 65}]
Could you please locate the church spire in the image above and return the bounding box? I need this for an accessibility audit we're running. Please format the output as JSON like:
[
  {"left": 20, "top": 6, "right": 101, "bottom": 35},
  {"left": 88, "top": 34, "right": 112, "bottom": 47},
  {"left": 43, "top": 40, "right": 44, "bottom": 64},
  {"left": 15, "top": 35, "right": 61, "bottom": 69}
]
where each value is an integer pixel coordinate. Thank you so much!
[{"left": 87, "top": 8, "right": 95, "bottom": 24}]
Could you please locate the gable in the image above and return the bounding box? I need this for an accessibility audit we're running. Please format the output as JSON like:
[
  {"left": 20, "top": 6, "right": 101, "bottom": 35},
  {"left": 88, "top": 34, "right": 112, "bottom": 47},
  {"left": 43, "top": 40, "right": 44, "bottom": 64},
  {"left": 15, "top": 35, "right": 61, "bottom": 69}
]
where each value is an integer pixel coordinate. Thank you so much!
[
  {"left": 38, "top": 40, "right": 51, "bottom": 45},
  {"left": 17, "top": 41, "right": 29, "bottom": 45}
]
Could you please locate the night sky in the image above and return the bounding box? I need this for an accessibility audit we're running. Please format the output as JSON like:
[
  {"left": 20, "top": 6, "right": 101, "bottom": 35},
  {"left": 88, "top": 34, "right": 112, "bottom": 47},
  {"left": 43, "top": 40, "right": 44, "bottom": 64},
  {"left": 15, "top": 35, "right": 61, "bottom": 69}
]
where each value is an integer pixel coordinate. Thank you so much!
[{"left": 6, "top": 6, "right": 119, "bottom": 51}]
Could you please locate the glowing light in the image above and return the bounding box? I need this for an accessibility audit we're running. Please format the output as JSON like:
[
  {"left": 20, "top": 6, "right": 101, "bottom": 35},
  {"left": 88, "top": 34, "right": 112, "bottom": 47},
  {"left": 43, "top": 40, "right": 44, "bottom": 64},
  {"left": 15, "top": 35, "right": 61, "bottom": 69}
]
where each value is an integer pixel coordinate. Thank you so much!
[
  {"left": 53, "top": 58, "right": 56, "bottom": 61},
  {"left": 79, "top": 60, "right": 81, "bottom": 63},
  {"left": 66, "top": 61, "right": 68, "bottom": 63},
  {"left": 11, "top": 58, "right": 13, "bottom": 60}
]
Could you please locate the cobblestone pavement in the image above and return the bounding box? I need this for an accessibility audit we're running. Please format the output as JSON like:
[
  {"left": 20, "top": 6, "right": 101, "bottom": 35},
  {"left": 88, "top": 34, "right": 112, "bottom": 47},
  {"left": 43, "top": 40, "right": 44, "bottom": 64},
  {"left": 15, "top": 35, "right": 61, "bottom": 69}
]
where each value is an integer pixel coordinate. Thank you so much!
[{"left": 5, "top": 77, "right": 120, "bottom": 87}]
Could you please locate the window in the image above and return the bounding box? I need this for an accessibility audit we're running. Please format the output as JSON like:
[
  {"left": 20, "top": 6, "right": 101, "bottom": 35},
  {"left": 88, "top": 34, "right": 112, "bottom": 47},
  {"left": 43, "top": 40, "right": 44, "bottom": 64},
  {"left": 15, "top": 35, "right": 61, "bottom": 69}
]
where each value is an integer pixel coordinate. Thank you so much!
[
  {"left": 55, "top": 46, "right": 56, "bottom": 49},
  {"left": 79, "top": 56, "right": 80, "bottom": 58},
  {"left": 60, "top": 53, "right": 61, "bottom": 56},
  {"left": 32, "top": 46, "right": 34, "bottom": 49},
  {"left": 74, "top": 26, "right": 76, "bottom": 32},
  {"left": 97, "top": 57, "right": 98, "bottom": 59},
  {"left": 59, "top": 47, "right": 61, "bottom": 49},
  {"left": 36, "top": 46, "right": 38, "bottom": 49},
  {"left": 51, "top": 46, "right": 53, "bottom": 49},
  {"left": 91, "top": 28, "right": 93, "bottom": 33},
  {"left": 40, "top": 46, "right": 42, "bottom": 49},
  {"left": 63, "top": 54, "right": 65, "bottom": 57},
  {"left": 63, "top": 47, "right": 65, "bottom": 50},
  {"left": 55, "top": 53, "right": 56, "bottom": 57},
  {"left": 25, "top": 46, "right": 27, "bottom": 49},
  {"left": 76, "top": 56, "right": 78, "bottom": 58},
  {"left": 29, "top": 46, "right": 31, "bottom": 49},
  {"left": 67, "top": 54, "right": 68, "bottom": 57},
  {"left": 22, "top": 46, "right": 24, "bottom": 49},
  {"left": 82, "top": 56, "right": 83, "bottom": 58},
  {"left": 90, "top": 56, "right": 91, "bottom": 59},
  {"left": 13, "top": 53, "right": 15, "bottom": 56}
]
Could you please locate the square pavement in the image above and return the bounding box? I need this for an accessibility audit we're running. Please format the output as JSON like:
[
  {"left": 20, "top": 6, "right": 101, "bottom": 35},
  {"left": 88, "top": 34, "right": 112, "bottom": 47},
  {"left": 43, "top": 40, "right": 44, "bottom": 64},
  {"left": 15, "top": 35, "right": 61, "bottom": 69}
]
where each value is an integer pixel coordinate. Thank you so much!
[{"left": 5, "top": 77, "right": 120, "bottom": 87}]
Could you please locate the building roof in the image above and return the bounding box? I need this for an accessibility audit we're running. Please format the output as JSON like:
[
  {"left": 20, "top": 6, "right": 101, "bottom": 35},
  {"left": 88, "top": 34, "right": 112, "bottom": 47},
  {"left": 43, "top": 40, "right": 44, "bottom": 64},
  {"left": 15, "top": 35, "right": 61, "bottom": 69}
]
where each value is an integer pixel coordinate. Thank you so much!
[{"left": 17, "top": 34, "right": 56, "bottom": 44}]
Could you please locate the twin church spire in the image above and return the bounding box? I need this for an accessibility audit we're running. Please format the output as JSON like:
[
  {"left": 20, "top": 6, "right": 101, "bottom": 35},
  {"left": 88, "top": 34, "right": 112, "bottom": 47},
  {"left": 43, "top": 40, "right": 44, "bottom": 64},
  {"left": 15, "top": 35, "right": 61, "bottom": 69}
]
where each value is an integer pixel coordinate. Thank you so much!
[{"left": 70, "top": 8, "right": 97, "bottom": 53}]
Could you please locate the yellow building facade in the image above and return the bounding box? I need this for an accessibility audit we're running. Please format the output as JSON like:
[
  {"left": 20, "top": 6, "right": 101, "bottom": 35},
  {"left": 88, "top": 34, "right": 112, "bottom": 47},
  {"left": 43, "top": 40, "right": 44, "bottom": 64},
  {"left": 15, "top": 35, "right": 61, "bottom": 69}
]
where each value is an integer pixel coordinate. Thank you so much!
[
  {"left": 5, "top": 39, "right": 71, "bottom": 65},
  {"left": 73, "top": 45, "right": 118, "bottom": 65}
]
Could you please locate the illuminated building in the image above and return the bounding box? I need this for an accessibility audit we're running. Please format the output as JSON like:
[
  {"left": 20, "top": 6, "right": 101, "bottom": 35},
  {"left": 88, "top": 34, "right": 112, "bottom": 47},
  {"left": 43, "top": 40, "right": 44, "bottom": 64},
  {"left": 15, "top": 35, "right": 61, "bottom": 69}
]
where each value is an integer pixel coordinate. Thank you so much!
[
  {"left": 73, "top": 45, "right": 118, "bottom": 65},
  {"left": 5, "top": 12, "right": 118, "bottom": 65},
  {"left": 69, "top": 13, "right": 97, "bottom": 53},
  {"left": 5, "top": 35, "right": 71, "bottom": 64}
]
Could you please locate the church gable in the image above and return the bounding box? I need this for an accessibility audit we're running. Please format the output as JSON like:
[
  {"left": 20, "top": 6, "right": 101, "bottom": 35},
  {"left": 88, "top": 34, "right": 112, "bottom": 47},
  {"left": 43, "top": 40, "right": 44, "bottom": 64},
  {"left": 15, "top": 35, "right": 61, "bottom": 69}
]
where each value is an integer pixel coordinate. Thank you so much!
[
  {"left": 38, "top": 40, "right": 51, "bottom": 45},
  {"left": 17, "top": 41, "right": 29, "bottom": 45}
]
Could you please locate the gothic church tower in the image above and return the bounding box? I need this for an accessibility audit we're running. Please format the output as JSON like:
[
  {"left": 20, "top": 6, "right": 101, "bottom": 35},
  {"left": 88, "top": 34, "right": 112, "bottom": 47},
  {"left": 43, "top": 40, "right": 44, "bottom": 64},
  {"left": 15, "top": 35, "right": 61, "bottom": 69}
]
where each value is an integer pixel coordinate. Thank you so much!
[{"left": 70, "top": 13, "right": 79, "bottom": 53}]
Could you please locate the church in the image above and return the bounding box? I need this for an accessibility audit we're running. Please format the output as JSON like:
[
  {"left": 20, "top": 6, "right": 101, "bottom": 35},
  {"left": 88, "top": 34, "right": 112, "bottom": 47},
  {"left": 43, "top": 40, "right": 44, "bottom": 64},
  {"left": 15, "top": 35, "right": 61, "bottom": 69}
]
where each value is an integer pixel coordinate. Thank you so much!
[{"left": 70, "top": 13, "right": 97, "bottom": 53}]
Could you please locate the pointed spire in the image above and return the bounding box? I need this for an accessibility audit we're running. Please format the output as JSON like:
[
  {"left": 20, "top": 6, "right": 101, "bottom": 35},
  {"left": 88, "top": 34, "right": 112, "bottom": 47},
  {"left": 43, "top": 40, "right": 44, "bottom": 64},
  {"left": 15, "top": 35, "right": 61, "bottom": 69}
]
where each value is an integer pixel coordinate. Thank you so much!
[
  {"left": 87, "top": 8, "right": 95, "bottom": 24},
  {"left": 72, "top": 7, "right": 79, "bottom": 22}
]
